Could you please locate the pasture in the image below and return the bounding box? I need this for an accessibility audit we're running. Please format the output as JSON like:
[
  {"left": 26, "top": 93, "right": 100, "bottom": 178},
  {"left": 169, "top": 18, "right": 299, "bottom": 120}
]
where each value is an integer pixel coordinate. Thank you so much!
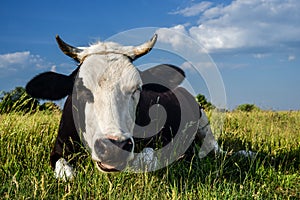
[{"left": 1, "top": 110, "right": 299, "bottom": 199}]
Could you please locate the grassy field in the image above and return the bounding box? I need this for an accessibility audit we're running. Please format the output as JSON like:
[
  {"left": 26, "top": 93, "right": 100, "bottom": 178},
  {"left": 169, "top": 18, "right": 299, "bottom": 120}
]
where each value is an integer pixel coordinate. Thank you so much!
[{"left": 1, "top": 110, "right": 299, "bottom": 199}]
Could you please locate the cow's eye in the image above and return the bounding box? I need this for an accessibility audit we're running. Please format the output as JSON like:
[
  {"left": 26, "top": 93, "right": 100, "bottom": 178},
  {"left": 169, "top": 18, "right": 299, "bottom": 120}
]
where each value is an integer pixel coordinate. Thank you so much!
[{"left": 131, "top": 86, "right": 142, "bottom": 100}]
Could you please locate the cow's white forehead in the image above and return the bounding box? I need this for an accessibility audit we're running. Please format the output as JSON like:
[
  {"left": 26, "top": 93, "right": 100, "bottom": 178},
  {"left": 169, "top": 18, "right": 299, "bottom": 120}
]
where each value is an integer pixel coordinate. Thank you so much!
[
  {"left": 79, "top": 52, "right": 142, "bottom": 91},
  {"left": 77, "top": 41, "right": 134, "bottom": 61}
]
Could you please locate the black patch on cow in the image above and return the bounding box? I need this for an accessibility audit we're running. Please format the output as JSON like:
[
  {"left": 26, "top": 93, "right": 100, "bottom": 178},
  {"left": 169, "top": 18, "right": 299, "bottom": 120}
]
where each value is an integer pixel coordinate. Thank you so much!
[
  {"left": 72, "top": 76, "right": 94, "bottom": 149},
  {"left": 50, "top": 96, "right": 82, "bottom": 168},
  {"left": 134, "top": 64, "right": 199, "bottom": 155},
  {"left": 73, "top": 77, "right": 94, "bottom": 104},
  {"left": 26, "top": 67, "right": 79, "bottom": 100},
  {"left": 140, "top": 64, "right": 185, "bottom": 91},
  {"left": 134, "top": 84, "right": 200, "bottom": 153}
]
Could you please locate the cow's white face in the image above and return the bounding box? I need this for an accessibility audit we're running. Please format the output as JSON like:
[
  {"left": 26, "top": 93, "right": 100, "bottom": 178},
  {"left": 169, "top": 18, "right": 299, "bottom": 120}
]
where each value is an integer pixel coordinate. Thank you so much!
[
  {"left": 77, "top": 52, "right": 142, "bottom": 171},
  {"left": 81, "top": 55, "right": 142, "bottom": 139},
  {"left": 61, "top": 36, "right": 157, "bottom": 172}
]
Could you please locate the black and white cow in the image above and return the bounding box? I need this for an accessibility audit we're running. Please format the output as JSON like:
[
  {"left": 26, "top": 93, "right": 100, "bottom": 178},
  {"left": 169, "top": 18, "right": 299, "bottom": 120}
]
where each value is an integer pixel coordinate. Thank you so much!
[{"left": 26, "top": 34, "right": 242, "bottom": 179}]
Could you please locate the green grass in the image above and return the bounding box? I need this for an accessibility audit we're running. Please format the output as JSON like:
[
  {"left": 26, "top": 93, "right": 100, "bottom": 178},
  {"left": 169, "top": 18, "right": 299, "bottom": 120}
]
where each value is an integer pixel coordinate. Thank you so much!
[{"left": 1, "top": 110, "right": 299, "bottom": 199}]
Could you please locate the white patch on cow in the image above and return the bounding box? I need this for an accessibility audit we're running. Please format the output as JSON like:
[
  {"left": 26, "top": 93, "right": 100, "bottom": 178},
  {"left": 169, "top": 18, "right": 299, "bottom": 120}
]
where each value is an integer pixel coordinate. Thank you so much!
[
  {"left": 131, "top": 148, "right": 158, "bottom": 172},
  {"left": 54, "top": 158, "right": 75, "bottom": 181}
]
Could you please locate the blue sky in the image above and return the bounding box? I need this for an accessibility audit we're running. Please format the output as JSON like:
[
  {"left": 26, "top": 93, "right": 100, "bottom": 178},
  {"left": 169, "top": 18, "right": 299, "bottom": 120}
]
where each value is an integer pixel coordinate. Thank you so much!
[{"left": 0, "top": 0, "right": 299, "bottom": 110}]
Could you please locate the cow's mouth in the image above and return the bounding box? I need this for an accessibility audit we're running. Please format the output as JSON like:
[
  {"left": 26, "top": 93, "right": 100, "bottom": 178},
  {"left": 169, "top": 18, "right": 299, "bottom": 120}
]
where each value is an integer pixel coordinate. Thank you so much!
[{"left": 96, "top": 162, "right": 120, "bottom": 173}]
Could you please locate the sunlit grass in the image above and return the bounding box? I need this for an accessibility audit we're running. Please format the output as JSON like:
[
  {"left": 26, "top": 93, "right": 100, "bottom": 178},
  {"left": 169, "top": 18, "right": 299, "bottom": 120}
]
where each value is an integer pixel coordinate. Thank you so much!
[{"left": 0, "top": 110, "right": 299, "bottom": 199}]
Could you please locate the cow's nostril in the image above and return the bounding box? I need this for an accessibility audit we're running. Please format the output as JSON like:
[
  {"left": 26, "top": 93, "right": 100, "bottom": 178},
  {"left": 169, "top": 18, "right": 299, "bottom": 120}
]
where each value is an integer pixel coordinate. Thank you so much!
[
  {"left": 122, "top": 139, "right": 133, "bottom": 152},
  {"left": 109, "top": 138, "right": 133, "bottom": 152}
]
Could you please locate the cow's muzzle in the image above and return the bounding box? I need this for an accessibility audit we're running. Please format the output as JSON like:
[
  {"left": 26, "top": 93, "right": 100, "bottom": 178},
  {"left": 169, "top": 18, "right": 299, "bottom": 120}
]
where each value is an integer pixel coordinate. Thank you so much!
[{"left": 93, "top": 138, "right": 134, "bottom": 172}]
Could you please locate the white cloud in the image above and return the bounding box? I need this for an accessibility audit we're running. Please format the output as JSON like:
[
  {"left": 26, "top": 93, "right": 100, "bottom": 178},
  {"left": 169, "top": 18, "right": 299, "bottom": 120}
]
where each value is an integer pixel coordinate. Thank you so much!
[
  {"left": 0, "top": 51, "right": 54, "bottom": 77},
  {"left": 288, "top": 55, "right": 295, "bottom": 61},
  {"left": 0, "top": 51, "right": 30, "bottom": 68},
  {"left": 156, "top": 25, "right": 191, "bottom": 50},
  {"left": 168, "top": 0, "right": 300, "bottom": 53},
  {"left": 253, "top": 53, "right": 269, "bottom": 59},
  {"left": 169, "top": 2, "right": 213, "bottom": 17}
]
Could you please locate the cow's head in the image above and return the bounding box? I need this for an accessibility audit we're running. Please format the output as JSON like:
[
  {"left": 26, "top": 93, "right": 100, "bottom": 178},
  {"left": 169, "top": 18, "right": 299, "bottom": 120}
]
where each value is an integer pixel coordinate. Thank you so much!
[{"left": 26, "top": 35, "right": 185, "bottom": 172}]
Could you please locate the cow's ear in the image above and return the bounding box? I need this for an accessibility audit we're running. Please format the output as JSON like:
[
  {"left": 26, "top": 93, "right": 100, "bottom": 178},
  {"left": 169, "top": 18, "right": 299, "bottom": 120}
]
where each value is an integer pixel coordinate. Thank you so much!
[
  {"left": 140, "top": 64, "right": 185, "bottom": 91},
  {"left": 26, "top": 71, "right": 74, "bottom": 100}
]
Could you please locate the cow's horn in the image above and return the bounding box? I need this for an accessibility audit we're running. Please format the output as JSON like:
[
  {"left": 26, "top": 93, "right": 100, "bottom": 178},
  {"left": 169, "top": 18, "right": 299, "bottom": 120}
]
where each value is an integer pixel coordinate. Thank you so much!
[
  {"left": 56, "top": 35, "right": 83, "bottom": 62},
  {"left": 130, "top": 34, "right": 157, "bottom": 60}
]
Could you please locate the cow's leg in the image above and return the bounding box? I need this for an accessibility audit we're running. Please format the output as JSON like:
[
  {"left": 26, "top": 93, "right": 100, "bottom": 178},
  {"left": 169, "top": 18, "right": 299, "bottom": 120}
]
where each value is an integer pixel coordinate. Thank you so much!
[
  {"left": 50, "top": 96, "right": 81, "bottom": 180},
  {"left": 196, "top": 107, "right": 225, "bottom": 158}
]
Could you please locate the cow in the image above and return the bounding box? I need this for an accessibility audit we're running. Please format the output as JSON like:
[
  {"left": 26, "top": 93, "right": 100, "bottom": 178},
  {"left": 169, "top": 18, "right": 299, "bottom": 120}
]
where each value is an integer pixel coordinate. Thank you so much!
[{"left": 26, "top": 34, "right": 253, "bottom": 179}]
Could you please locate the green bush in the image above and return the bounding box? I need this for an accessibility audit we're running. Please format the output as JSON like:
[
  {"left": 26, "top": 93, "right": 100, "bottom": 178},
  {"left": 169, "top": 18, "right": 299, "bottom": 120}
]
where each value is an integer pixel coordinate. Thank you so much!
[
  {"left": 235, "top": 104, "right": 260, "bottom": 112},
  {"left": 39, "top": 101, "right": 61, "bottom": 112},
  {"left": 195, "top": 93, "right": 215, "bottom": 110}
]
